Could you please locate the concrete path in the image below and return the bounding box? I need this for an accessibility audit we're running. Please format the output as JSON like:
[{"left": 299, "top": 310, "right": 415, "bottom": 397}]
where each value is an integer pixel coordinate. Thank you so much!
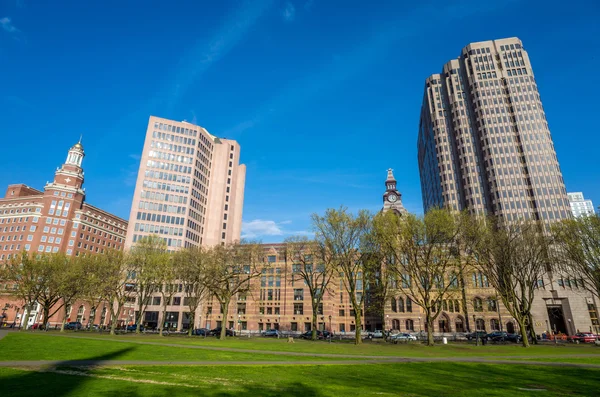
[
  {"left": 0, "top": 330, "right": 7, "bottom": 341},
  {"left": 1, "top": 357, "right": 600, "bottom": 369}
]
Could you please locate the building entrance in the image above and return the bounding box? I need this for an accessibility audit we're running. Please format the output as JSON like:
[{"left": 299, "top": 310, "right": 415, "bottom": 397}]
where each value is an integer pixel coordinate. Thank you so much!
[{"left": 547, "top": 306, "right": 567, "bottom": 335}]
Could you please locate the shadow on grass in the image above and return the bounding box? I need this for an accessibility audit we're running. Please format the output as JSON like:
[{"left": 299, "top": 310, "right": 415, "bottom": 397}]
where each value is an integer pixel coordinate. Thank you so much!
[{"left": 0, "top": 347, "right": 135, "bottom": 397}]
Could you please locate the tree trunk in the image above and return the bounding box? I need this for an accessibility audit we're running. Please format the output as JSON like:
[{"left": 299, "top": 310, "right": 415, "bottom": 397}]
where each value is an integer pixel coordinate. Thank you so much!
[
  {"left": 188, "top": 309, "right": 195, "bottom": 337},
  {"left": 518, "top": 319, "right": 530, "bottom": 347},
  {"left": 220, "top": 299, "right": 230, "bottom": 340},
  {"left": 426, "top": 317, "right": 435, "bottom": 346},
  {"left": 42, "top": 306, "right": 50, "bottom": 331},
  {"left": 311, "top": 306, "right": 318, "bottom": 341},
  {"left": 459, "top": 270, "right": 471, "bottom": 332},
  {"left": 135, "top": 296, "right": 145, "bottom": 334},
  {"left": 21, "top": 306, "right": 30, "bottom": 331},
  {"left": 354, "top": 311, "right": 362, "bottom": 345},
  {"left": 60, "top": 305, "right": 68, "bottom": 332},
  {"left": 527, "top": 313, "right": 538, "bottom": 344},
  {"left": 88, "top": 306, "right": 97, "bottom": 331},
  {"left": 159, "top": 301, "right": 168, "bottom": 337},
  {"left": 109, "top": 308, "right": 119, "bottom": 336}
]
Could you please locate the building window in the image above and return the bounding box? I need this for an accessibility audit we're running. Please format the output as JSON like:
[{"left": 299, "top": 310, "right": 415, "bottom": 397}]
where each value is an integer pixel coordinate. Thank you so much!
[
  {"left": 294, "top": 303, "right": 303, "bottom": 315},
  {"left": 405, "top": 319, "right": 414, "bottom": 331},
  {"left": 473, "top": 298, "right": 483, "bottom": 312}
]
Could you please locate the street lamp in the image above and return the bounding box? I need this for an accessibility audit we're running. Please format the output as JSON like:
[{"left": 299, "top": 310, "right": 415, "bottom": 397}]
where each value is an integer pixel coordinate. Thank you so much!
[
  {"left": 238, "top": 314, "right": 241, "bottom": 336},
  {"left": 418, "top": 317, "right": 422, "bottom": 340},
  {"left": 328, "top": 315, "right": 332, "bottom": 343}
]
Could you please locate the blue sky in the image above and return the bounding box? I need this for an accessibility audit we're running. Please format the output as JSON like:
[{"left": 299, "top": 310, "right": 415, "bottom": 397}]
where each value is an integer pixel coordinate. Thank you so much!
[{"left": 1, "top": 0, "right": 599, "bottom": 242}]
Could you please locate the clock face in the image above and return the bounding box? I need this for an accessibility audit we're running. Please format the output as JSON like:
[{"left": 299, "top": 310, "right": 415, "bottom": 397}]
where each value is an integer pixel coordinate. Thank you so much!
[{"left": 387, "top": 194, "right": 397, "bottom": 203}]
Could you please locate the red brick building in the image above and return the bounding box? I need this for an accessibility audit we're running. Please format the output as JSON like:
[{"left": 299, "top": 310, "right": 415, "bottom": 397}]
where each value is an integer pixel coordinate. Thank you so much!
[{"left": 0, "top": 141, "right": 128, "bottom": 328}]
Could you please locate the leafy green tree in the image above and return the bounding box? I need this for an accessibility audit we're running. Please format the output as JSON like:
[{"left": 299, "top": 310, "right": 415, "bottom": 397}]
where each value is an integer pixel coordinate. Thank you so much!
[
  {"left": 202, "top": 241, "right": 262, "bottom": 340},
  {"left": 128, "top": 235, "right": 169, "bottom": 334},
  {"left": 552, "top": 215, "right": 600, "bottom": 300},
  {"left": 312, "top": 207, "right": 372, "bottom": 345},
  {"left": 474, "top": 219, "right": 549, "bottom": 347},
  {"left": 372, "top": 209, "right": 459, "bottom": 346},
  {"left": 173, "top": 246, "right": 209, "bottom": 336},
  {"left": 284, "top": 236, "right": 335, "bottom": 340},
  {"left": 1, "top": 252, "right": 42, "bottom": 330}
]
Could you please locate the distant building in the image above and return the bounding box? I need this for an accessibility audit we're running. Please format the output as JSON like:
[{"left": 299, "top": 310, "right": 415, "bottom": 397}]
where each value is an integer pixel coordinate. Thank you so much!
[
  {"left": 125, "top": 116, "right": 246, "bottom": 250},
  {"left": 0, "top": 141, "right": 128, "bottom": 328},
  {"left": 567, "top": 192, "right": 595, "bottom": 218},
  {"left": 417, "top": 37, "right": 599, "bottom": 337},
  {"left": 417, "top": 37, "right": 571, "bottom": 224}
]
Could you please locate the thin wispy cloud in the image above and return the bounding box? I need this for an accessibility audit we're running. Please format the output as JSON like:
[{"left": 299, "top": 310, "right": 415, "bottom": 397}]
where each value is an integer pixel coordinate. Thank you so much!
[
  {"left": 282, "top": 2, "right": 296, "bottom": 22},
  {"left": 222, "top": 0, "right": 521, "bottom": 136},
  {"left": 164, "top": 0, "right": 275, "bottom": 112},
  {"left": 1, "top": 17, "right": 18, "bottom": 33},
  {"left": 242, "top": 219, "right": 312, "bottom": 239}
]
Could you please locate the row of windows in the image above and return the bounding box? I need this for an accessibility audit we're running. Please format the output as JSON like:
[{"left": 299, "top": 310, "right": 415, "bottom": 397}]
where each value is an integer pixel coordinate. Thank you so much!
[
  {"left": 136, "top": 211, "right": 185, "bottom": 226},
  {"left": 153, "top": 122, "right": 198, "bottom": 138},
  {"left": 0, "top": 207, "right": 41, "bottom": 215},
  {"left": 131, "top": 234, "right": 182, "bottom": 248},
  {"left": 140, "top": 190, "right": 187, "bottom": 205},
  {"left": 151, "top": 139, "right": 195, "bottom": 154},
  {"left": 134, "top": 223, "right": 183, "bottom": 237},
  {"left": 148, "top": 150, "right": 193, "bottom": 165},
  {"left": 146, "top": 160, "right": 191, "bottom": 174},
  {"left": 143, "top": 177, "right": 190, "bottom": 194},
  {"left": 138, "top": 201, "right": 186, "bottom": 215}
]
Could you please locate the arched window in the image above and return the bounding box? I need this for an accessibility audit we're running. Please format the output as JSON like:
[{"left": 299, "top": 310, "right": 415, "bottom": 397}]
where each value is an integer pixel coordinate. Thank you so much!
[
  {"left": 392, "top": 319, "right": 400, "bottom": 330},
  {"left": 475, "top": 318, "right": 486, "bottom": 331},
  {"left": 455, "top": 316, "right": 465, "bottom": 332},
  {"left": 405, "top": 319, "right": 414, "bottom": 331},
  {"left": 406, "top": 298, "right": 412, "bottom": 313},
  {"left": 438, "top": 314, "right": 450, "bottom": 332},
  {"left": 487, "top": 297, "right": 497, "bottom": 312},
  {"left": 398, "top": 297, "right": 404, "bottom": 313},
  {"left": 473, "top": 297, "right": 483, "bottom": 312},
  {"left": 443, "top": 300, "right": 448, "bottom": 311},
  {"left": 490, "top": 319, "right": 500, "bottom": 331},
  {"left": 454, "top": 300, "right": 460, "bottom": 313},
  {"left": 100, "top": 307, "right": 107, "bottom": 325},
  {"left": 391, "top": 298, "right": 397, "bottom": 313},
  {"left": 76, "top": 305, "right": 85, "bottom": 322}
]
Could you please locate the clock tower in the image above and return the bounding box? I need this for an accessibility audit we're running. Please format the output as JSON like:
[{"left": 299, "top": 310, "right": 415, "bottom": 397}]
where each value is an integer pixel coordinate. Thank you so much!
[{"left": 382, "top": 168, "right": 407, "bottom": 215}]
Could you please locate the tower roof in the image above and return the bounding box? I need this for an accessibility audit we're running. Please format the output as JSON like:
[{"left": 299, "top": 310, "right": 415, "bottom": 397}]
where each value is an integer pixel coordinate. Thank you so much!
[
  {"left": 70, "top": 138, "right": 84, "bottom": 153},
  {"left": 386, "top": 168, "right": 396, "bottom": 182}
]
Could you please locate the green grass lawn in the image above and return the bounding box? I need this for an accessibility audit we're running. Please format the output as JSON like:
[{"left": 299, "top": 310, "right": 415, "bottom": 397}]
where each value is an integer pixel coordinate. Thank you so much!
[
  {"left": 36, "top": 330, "right": 600, "bottom": 358},
  {"left": 0, "top": 333, "right": 349, "bottom": 362},
  {"left": 1, "top": 362, "right": 599, "bottom": 396}
]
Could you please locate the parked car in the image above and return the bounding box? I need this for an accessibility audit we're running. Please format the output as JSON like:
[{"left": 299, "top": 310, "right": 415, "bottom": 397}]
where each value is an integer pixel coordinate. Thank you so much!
[
  {"left": 126, "top": 324, "right": 144, "bottom": 332},
  {"left": 262, "top": 329, "right": 282, "bottom": 337},
  {"left": 485, "top": 331, "right": 522, "bottom": 343},
  {"left": 300, "top": 330, "right": 332, "bottom": 340},
  {"left": 465, "top": 331, "right": 488, "bottom": 341},
  {"left": 569, "top": 332, "right": 598, "bottom": 343},
  {"left": 65, "top": 321, "right": 83, "bottom": 330},
  {"left": 192, "top": 328, "right": 210, "bottom": 336},
  {"left": 209, "top": 327, "right": 235, "bottom": 337},
  {"left": 390, "top": 333, "right": 417, "bottom": 343},
  {"left": 367, "top": 330, "right": 384, "bottom": 339}
]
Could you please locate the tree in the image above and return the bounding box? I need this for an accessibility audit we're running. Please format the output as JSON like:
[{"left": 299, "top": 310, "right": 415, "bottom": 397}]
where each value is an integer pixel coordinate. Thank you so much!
[
  {"left": 82, "top": 254, "right": 110, "bottom": 331},
  {"left": 156, "top": 255, "right": 177, "bottom": 336},
  {"left": 57, "top": 254, "right": 85, "bottom": 332},
  {"left": 36, "top": 253, "right": 79, "bottom": 330},
  {"left": 1, "top": 252, "right": 42, "bottom": 330},
  {"left": 284, "top": 236, "right": 335, "bottom": 341},
  {"left": 128, "top": 235, "right": 169, "bottom": 334},
  {"left": 372, "top": 208, "right": 459, "bottom": 346},
  {"left": 312, "top": 207, "right": 372, "bottom": 345},
  {"left": 552, "top": 215, "right": 600, "bottom": 300},
  {"left": 202, "top": 241, "right": 262, "bottom": 340},
  {"left": 448, "top": 211, "right": 485, "bottom": 333},
  {"left": 100, "top": 249, "right": 130, "bottom": 335},
  {"left": 173, "top": 246, "right": 209, "bottom": 336},
  {"left": 474, "top": 219, "right": 549, "bottom": 347}
]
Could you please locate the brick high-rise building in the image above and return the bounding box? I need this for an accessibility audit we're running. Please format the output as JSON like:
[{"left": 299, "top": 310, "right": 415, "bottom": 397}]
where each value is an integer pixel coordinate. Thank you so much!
[
  {"left": 125, "top": 116, "right": 246, "bottom": 250},
  {"left": 0, "top": 141, "right": 128, "bottom": 328},
  {"left": 417, "top": 37, "right": 599, "bottom": 337},
  {"left": 418, "top": 37, "right": 571, "bottom": 225}
]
